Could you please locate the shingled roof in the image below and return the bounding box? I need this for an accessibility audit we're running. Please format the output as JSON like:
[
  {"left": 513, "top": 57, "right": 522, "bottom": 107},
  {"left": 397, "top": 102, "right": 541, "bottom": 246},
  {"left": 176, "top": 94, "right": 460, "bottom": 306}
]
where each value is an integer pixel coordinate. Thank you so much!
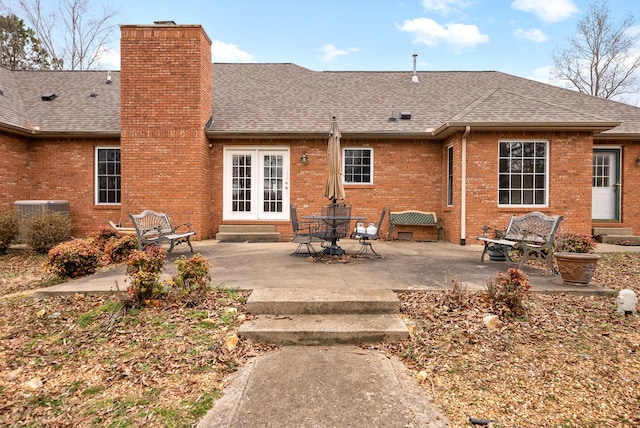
[
  {"left": 208, "top": 63, "right": 638, "bottom": 138},
  {"left": 2, "top": 63, "right": 640, "bottom": 138},
  {"left": 0, "top": 68, "right": 120, "bottom": 134}
]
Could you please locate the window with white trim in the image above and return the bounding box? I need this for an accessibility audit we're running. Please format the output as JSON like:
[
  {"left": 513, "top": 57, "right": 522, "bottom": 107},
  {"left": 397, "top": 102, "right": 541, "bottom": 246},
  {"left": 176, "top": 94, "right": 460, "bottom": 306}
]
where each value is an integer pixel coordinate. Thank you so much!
[
  {"left": 95, "top": 147, "right": 121, "bottom": 204},
  {"left": 498, "top": 141, "right": 548, "bottom": 206},
  {"left": 343, "top": 148, "right": 373, "bottom": 184},
  {"left": 447, "top": 145, "right": 454, "bottom": 206}
]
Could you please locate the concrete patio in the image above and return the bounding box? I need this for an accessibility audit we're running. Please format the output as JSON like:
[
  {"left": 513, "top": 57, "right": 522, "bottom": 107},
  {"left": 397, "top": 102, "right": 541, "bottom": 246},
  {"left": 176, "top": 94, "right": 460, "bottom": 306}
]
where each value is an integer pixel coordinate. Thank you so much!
[{"left": 34, "top": 239, "right": 623, "bottom": 297}]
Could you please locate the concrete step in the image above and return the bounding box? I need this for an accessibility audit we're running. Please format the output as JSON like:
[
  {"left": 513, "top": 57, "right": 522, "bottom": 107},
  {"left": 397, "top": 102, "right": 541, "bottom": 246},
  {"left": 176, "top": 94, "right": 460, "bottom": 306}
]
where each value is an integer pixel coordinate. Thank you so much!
[
  {"left": 599, "top": 235, "right": 640, "bottom": 244},
  {"left": 216, "top": 225, "right": 281, "bottom": 242},
  {"left": 238, "top": 314, "right": 409, "bottom": 346},
  {"left": 240, "top": 288, "right": 409, "bottom": 345},
  {"left": 593, "top": 227, "right": 633, "bottom": 237},
  {"left": 246, "top": 288, "right": 400, "bottom": 315}
]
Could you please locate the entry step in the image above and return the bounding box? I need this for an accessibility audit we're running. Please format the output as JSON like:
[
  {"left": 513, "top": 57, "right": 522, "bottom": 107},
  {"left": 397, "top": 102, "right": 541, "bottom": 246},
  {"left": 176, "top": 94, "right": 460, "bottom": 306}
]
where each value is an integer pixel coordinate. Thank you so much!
[
  {"left": 246, "top": 288, "right": 400, "bottom": 315},
  {"left": 238, "top": 314, "right": 409, "bottom": 346}
]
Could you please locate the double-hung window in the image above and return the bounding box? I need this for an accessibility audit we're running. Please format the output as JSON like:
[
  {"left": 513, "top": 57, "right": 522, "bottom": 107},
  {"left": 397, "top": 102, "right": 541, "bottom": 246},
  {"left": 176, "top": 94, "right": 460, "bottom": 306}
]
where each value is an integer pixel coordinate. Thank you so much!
[
  {"left": 343, "top": 148, "right": 373, "bottom": 184},
  {"left": 447, "top": 145, "right": 454, "bottom": 206},
  {"left": 95, "top": 147, "right": 121, "bottom": 204},
  {"left": 498, "top": 141, "right": 548, "bottom": 206}
]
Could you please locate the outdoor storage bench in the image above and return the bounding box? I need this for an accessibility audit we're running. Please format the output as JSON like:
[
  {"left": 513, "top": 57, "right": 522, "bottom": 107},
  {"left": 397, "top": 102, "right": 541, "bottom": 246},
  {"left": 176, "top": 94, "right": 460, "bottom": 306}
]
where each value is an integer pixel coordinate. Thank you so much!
[
  {"left": 389, "top": 210, "right": 444, "bottom": 241},
  {"left": 476, "top": 211, "right": 563, "bottom": 273},
  {"left": 129, "top": 210, "right": 195, "bottom": 253}
]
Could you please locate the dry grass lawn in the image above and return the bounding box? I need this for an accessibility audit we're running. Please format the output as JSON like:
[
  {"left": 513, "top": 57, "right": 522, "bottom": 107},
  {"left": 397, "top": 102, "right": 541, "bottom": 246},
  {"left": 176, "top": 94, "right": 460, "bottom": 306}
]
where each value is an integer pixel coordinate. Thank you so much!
[{"left": 1, "top": 248, "right": 639, "bottom": 427}]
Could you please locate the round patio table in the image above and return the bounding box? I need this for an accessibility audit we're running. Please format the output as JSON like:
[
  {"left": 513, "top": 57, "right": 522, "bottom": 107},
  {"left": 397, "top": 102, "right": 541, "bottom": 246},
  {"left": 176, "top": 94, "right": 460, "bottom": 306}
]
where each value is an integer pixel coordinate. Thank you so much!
[{"left": 302, "top": 215, "right": 366, "bottom": 256}]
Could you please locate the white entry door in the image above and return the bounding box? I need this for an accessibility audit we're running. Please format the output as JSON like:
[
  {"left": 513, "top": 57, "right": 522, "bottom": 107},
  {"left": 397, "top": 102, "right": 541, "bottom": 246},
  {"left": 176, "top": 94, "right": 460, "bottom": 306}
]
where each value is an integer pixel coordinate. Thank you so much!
[
  {"left": 223, "top": 148, "right": 289, "bottom": 221},
  {"left": 592, "top": 150, "right": 620, "bottom": 220}
]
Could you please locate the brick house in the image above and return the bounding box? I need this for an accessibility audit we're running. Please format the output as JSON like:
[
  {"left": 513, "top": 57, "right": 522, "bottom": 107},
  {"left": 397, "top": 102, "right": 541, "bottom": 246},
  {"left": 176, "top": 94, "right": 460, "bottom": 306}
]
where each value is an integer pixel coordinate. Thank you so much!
[{"left": 1, "top": 23, "right": 640, "bottom": 245}]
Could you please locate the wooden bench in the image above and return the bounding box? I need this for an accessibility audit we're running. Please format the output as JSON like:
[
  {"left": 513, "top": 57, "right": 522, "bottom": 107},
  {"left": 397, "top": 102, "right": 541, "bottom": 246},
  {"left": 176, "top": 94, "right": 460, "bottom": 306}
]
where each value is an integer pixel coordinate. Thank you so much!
[
  {"left": 476, "top": 211, "right": 563, "bottom": 274},
  {"left": 129, "top": 210, "right": 195, "bottom": 253},
  {"left": 389, "top": 210, "right": 444, "bottom": 241}
]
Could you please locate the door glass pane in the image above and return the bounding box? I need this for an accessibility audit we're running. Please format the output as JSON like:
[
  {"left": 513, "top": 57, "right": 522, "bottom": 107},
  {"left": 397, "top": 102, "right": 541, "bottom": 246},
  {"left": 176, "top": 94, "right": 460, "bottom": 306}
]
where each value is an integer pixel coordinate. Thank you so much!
[
  {"left": 263, "top": 154, "right": 284, "bottom": 213},
  {"left": 592, "top": 154, "right": 610, "bottom": 187},
  {"left": 232, "top": 155, "right": 252, "bottom": 212}
]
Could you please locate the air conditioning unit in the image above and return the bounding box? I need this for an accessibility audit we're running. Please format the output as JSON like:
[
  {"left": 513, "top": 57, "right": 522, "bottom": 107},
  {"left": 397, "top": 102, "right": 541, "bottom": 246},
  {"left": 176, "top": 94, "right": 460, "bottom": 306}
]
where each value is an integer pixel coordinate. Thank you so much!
[
  {"left": 14, "top": 200, "right": 70, "bottom": 242},
  {"left": 15, "top": 200, "right": 70, "bottom": 219}
]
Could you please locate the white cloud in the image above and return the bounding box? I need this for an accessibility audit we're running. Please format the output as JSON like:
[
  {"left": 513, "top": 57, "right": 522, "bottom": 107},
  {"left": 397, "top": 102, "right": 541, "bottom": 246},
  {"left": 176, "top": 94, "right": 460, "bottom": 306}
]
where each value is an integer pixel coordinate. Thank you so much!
[
  {"left": 93, "top": 41, "right": 253, "bottom": 69},
  {"left": 514, "top": 28, "right": 549, "bottom": 42},
  {"left": 211, "top": 40, "right": 254, "bottom": 63},
  {"left": 95, "top": 46, "right": 120, "bottom": 70},
  {"left": 319, "top": 44, "right": 358, "bottom": 61},
  {"left": 421, "top": 0, "right": 472, "bottom": 15},
  {"left": 399, "top": 17, "right": 489, "bottom": 53},
  {"left": 526, "top": 65, "right": 554, "bottom": 83},
  {"left": 511, "top": 0, "right": 579, "bottom": 23}
]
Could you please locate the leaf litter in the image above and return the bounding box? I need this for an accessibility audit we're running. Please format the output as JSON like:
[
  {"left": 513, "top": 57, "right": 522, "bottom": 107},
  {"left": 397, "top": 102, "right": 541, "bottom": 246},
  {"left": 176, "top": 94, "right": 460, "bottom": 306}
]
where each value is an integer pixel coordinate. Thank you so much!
[{"left": 1, "top": 250, "right": 640, "bottom": 427}]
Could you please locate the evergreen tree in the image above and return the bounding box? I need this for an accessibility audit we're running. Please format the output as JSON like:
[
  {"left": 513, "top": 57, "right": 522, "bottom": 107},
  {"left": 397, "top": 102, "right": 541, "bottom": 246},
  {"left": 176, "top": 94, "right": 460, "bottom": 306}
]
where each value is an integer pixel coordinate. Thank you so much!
[{"left": 0, "top": 14, "right": 50, "bottom": 70}]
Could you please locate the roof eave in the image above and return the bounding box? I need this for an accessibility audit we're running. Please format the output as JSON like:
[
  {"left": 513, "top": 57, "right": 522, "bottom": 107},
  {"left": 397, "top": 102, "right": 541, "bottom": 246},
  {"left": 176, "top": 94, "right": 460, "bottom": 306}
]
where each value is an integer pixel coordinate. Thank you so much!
[
  {"left": 205, "top": 130, "right": 446, "bottom": 140},
  {"left": 432, "top": 121, "right": 623, "bottom": 137},
  {"left": 0, "top": 123, "right": 121, "bottom": 138}
]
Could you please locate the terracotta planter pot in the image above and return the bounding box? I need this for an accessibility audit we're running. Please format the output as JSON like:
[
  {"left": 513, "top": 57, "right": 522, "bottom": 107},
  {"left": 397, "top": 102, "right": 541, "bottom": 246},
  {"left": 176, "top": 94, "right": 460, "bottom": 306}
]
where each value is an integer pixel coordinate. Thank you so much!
[{"left": 554, "top": 252, "right": 601, "bottom": 285}]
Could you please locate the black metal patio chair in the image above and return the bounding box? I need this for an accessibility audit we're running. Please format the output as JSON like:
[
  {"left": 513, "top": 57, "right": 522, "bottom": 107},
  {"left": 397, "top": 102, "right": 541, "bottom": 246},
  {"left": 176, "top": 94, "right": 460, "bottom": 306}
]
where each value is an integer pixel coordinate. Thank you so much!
[
  {"left": 355, "top": 207, "right": 387, "bottom": 257},
  {"left": 290, "top": 205, "right": 324, "bottom": 256},
  {"left": 320, "top": 203, "right": 352, "bottom": 257}
]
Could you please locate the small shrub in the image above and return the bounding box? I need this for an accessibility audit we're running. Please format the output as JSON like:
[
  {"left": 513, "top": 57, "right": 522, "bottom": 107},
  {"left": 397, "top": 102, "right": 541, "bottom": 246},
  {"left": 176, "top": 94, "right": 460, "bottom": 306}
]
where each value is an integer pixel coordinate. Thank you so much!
[
  {"left": 484, "top": 268, "right": 531, "bottom": 318},
  {"left": 168, "top": 254, "right": 213, "bottom": 304},
  {"left": 439, "top": 276, "right": 468, "bottom": 310},
  {"left": 554, "top": 232, "right": 597, "bottom": 253},
  {"left": 125, "top": 245, "right": 167, "bottom": 306},
  {"left": 46, "top": 239, "right": 101, "bottom": 278},
  {"left": 87, "top": 226, "right": 122, "bottom": 252},
  {"left": 0, "top": 208, "right": 20, "bottom": 255},
  {"left": 104, "top": 234, "right": 138, "bottom": 264},
  {"left": 23, "top": 211, "right": 72, "bottom": 253}
]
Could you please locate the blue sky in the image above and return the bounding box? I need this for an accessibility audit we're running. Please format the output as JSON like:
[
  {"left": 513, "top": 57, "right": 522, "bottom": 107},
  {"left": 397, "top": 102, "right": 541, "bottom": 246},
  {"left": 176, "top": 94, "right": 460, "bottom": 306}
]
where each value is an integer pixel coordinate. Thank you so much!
[{"left": 6, "top": 0, "right": 640, "bottom": 87}]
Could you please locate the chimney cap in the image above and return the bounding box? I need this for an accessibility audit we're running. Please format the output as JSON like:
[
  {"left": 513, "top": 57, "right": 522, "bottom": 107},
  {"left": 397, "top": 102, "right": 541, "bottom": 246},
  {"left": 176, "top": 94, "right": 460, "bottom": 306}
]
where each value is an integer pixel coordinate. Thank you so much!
[{"left": 154, "top": 20, "right": 177, "bottom": 25}]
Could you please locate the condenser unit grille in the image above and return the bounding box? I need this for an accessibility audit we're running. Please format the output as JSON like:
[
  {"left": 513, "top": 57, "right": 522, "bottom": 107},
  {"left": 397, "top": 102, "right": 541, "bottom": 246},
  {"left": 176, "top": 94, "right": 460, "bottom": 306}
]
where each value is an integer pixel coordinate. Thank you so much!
[
  {"left": 15, "top": 200, "right": 70, "bottom": 219},
  {"left": 14, "top": 200, "right": 70, "bottom": 242}
]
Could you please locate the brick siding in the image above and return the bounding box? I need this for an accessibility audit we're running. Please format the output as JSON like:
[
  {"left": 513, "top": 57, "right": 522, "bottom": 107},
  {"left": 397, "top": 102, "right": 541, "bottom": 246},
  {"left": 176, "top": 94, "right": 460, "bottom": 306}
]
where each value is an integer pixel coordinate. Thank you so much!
[
  {"left": 0, "top": 132, "right": 30, "bottom": 210},
  {"left": 119, "top": 25, "right": 214, "bottom": 238},
  {"left": 4, "top": 25, "right": 640, "bottom": 244}
]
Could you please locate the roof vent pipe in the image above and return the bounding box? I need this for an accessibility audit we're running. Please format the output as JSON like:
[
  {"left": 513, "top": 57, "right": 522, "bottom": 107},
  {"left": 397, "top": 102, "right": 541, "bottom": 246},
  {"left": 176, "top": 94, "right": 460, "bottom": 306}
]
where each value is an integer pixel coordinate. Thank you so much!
[{"left": 411, "top": 53, "right": 419, "bottom": 83}]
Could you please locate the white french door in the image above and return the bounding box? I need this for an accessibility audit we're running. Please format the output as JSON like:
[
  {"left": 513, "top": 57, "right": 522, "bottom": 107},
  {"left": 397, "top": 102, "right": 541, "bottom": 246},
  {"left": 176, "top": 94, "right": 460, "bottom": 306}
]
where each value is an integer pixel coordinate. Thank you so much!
[
  {"left": 592, "top": 149, "right": 620, "bottom": 221},
  {"left": 223, "top": 148, "right": 289, "bottom": 221}
]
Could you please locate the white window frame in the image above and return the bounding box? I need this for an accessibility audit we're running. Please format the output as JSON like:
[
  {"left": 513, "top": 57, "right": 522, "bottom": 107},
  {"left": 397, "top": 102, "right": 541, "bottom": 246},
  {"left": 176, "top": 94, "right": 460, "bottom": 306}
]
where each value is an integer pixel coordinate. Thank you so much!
[
  {"left": 343, "top": 147, "right": 374, "bottom": 184},
  {"left": 95, "top": 146, "right": 121, "bottom": 205},
  {"left": 497, "top": 140, "right": 549, "bottom": 207},
  {"left": 447, "top": 144, "right": 454, "bottom": 206}
]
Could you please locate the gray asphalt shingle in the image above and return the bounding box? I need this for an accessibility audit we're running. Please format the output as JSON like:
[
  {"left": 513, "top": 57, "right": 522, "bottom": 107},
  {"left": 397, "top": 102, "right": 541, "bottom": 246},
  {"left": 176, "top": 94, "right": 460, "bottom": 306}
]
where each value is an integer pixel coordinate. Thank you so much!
[{"left": 2, "top": 63, "right": 640, "bottom": 136}]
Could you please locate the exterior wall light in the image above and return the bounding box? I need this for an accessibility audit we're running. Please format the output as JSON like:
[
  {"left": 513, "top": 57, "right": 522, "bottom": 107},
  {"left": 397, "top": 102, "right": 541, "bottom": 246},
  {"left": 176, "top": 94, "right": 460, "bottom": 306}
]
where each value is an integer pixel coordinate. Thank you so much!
[
  {"left": 300, "top": 153, "right": 309, "bottom": 165},
  {"left": 636, "top": 154, "right": 640, "bottom": 166}
]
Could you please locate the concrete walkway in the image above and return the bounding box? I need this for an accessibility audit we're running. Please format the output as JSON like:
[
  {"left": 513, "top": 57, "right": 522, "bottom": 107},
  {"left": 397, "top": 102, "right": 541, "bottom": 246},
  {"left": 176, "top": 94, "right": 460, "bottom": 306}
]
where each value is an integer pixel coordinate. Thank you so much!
[{"left": 30, "top": 239, "right": 632, "bottom": 427}]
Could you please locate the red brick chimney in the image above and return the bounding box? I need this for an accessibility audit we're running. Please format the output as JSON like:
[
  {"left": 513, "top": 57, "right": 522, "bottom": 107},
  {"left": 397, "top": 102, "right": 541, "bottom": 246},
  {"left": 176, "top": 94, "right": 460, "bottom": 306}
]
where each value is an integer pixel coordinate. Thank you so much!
[{"left": 120, "top": 23, "right": 213, "bottom": 238}]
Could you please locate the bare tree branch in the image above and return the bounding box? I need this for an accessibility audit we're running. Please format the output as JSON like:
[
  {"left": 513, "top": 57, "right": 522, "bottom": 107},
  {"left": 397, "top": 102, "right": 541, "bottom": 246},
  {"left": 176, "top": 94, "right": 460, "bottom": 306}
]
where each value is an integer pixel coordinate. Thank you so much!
[
  {"left": 15, "top": 0, "right": 117, "bottom": 70},
  {"left": 551, "top": 1, "right": 640, "bottom": 102}
]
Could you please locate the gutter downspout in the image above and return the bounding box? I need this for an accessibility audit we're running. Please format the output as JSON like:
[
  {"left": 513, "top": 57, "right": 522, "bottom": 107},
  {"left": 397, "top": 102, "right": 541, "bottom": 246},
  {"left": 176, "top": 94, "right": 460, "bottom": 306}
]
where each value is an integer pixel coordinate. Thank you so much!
[{"left": 460, "top": 126, "right": 470, "bottom": 245}]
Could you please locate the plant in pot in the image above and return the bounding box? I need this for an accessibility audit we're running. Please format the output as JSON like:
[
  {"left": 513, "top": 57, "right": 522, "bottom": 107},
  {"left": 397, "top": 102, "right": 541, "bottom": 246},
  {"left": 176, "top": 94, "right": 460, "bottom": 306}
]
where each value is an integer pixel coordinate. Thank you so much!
[{"left": 553, "top": 232, "right": 600, "bottom": 285}]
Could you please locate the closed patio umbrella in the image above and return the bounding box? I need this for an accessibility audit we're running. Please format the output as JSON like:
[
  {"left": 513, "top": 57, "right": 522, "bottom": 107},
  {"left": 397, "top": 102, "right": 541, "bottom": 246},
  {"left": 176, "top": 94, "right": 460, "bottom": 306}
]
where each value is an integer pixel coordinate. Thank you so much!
[{"left": 324, "top": 116, "right": 345, "bottom": 203}]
